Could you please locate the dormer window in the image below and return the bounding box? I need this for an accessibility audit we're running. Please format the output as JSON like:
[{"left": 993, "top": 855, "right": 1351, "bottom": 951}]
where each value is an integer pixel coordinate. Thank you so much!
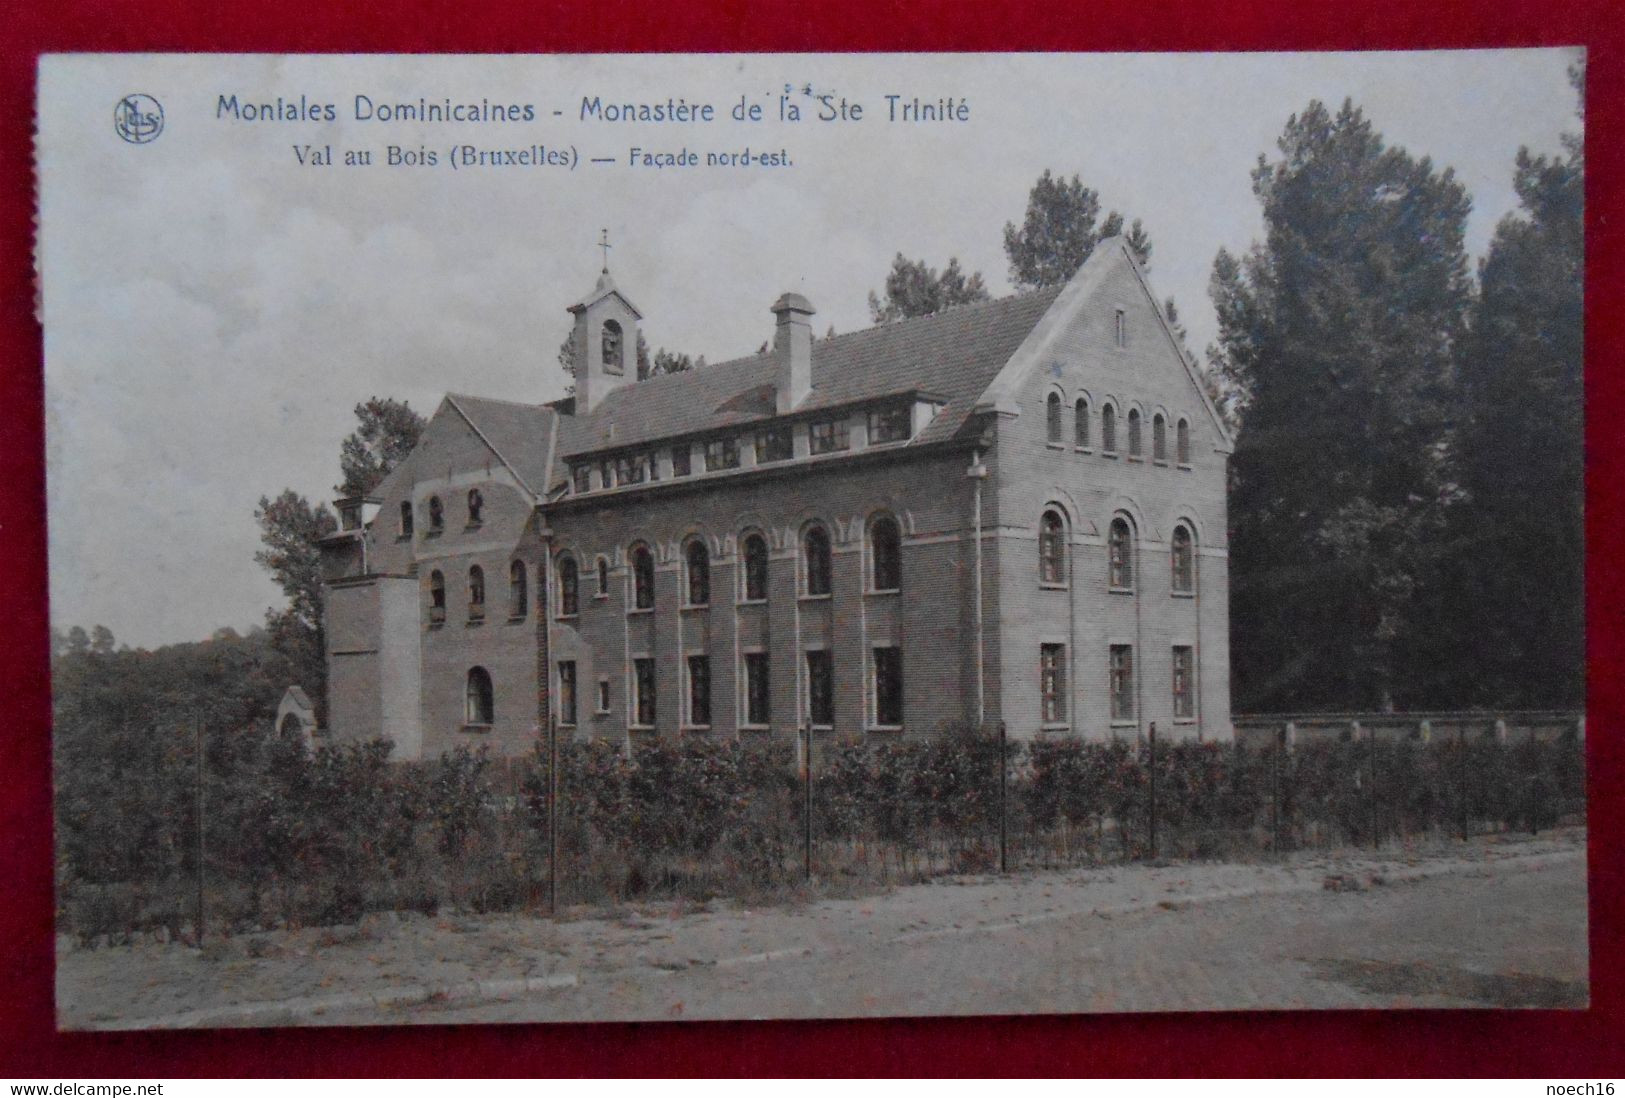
[
  {"left": 615, "top": 454, "right": 645, "bottom": 487},
  {"left": 867, "top": 405, "right": 911, "bottom": 444},
  {"left": 572, "top": 465, "right": 591, "bottom": 494},
  {"left": 755, "top": 425, "right": 793, "bottom": 463},
  {"left": 810, "top": 417, "right": 850, "bottom": 455},
  {"left": 466, "top": 488, "right": 484, "bottom": 526},
  {"left": 704, "top": 437, "right": 740, "bottom": 472},
  {"left": 672, "top": 445, "right": 693, "bottom": 477}
]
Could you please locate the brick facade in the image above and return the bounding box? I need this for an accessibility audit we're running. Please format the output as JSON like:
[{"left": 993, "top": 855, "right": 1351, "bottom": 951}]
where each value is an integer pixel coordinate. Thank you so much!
[{"left": 320, "top": 238, "right": 1233, "bottom": 759}]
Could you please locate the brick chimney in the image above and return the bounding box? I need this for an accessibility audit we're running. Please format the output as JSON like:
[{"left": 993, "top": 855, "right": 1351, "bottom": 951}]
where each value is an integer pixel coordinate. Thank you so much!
[{"left": 771, "top": 292, "right": 815, "bottom": 414}]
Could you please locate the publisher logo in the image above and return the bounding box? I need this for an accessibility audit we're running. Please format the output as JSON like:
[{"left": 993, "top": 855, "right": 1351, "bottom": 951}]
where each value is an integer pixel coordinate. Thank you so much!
[{"left": 113, "top": 94, "right": 164, "bottom": 144}]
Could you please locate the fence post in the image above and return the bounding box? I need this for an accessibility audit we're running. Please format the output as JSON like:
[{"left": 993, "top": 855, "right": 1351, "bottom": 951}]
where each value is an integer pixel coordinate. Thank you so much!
[
  {"left": 194, "top": 711, "right": 205, "bottom": 948},
  {"left": 547, "top": 716, "right": 559, "bottom": 917},
  {"left": 998, "top": 722, "right": 1008, "bottom": 874},
  {"left": 802, "top": 724, "right": 812, "bottom": 881},
  {"left": 1369, "top": 725, "right": 1380, "bottom": 849},
  {"left": 1147, "top": 722, "right": 1158, "bottom": 861},
  {"left": 1457, "top": 727, "right": 1469, "bottom": 840},
  {"left": 1272, "top": 724, "right": 1284, "bottom": 853}
]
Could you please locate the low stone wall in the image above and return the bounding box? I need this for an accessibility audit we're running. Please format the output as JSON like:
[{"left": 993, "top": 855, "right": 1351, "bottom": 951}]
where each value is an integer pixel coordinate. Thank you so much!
[{"left": 1233, "top": 710, "right": 1585, "bottom": 750}]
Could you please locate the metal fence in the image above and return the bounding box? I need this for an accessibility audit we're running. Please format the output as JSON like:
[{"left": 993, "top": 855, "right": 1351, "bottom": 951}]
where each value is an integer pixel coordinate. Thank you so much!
[{"left": 54, "top": 714, "right": 1587, "bottom": 944}]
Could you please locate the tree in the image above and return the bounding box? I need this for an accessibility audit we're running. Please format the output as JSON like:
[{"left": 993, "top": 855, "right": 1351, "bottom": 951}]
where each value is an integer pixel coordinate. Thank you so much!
[
  {"left": 1003, "top": 170, "right": 1153, "bottom": 290},
  {"left": 1209, "top": 99, "right": 1473, "bottom": 711},
  {"left": 867, "top": 253, "right": 990, "bottom": 323},
  {"left": 254, "top": 489, "right": 337, "bottom": 701},
  {"left": 1439, "top": 62, "right": 1584, "bottom": 707},
  {"left": 337, "top": 398, "right": 426, "bottom": 497}
]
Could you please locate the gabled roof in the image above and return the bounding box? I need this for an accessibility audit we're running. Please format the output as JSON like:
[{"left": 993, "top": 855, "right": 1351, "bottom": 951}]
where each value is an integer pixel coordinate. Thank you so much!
[
  {"left": 445, "top": 393, "right": 560, "bottom": 499},
  {"left": 553, "top": 284, "right": 1064, "bottom": 465}
]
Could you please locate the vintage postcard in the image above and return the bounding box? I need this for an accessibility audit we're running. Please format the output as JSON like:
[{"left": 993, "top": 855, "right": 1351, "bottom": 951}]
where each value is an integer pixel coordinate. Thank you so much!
[{"left": 38, "top": 51, "right": 1586, "bottom": 1028}]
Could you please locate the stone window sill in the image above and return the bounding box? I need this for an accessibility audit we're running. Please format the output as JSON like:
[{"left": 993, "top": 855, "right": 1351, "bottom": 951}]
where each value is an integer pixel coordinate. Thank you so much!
[
  {"left": 682, "top": 602, "right": 710, "bottom": 611},
  {"left": 1127, "top": 456, "right": 1144, "bottom": 463},
  {"left": 461, "top": 723, "right": 491, "bottom": 733},
  {"left": 507, "top": 613, "right": 528, "bottom": 623},
  {"left": 738, "top": 597, "right": 768, "bottom": 607},
  {"left": 1174, "top": 717, "right": 1197, "bottom": 725},
  {"left": 1040, "top": 722, "right": 1071, "bottom": 732},
  {"left": 1172, "top": 590, "right": 1196, "bottom": 599},
  {"left": 868, "top": 724, "right": 904, "bottom": 734},
  {"left": 1109, "top": 586, "right": 1135, "bottom": 596},
  {"left": 1177, "top": 463, "right": 1193, "bottom": 471},
  {"left": 1039, "top": 581, "right": 1068, "bottom": 591},
  {"left": 1046, "top": 441, "right": 1067, "bottom": 450},
  {"left": 866, "top": 587, "right": 901, "bottom": 597},
  {"left": 628, "top": 606, "right": 654, "bottom": 616},
  {"left": 740, "top": 723, "right": 770, "bottom": 732},
  {"left": 800, "top": 592, "right": 833, "bottom": 603},
  {"left": 1153, "top": 459, "right": 1169, "bottom": 467},
  {"left": 556, "top": 613, "right": 579, "bottom": 623},
  {"left": 1110, "top": 718, "right": 1138, "bottom": 728},
  {"left": 1074, "top": 446, "right": 1093, "bottom": 455},
  {"left": 1102, "top": 452, "right": 1119, "bottom": 460}
]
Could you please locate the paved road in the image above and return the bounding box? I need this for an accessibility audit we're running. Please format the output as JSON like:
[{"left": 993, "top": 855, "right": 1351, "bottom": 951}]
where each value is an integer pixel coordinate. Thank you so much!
[{"left": 339, "top": 850, "right": 1588, "bottom": 1023}]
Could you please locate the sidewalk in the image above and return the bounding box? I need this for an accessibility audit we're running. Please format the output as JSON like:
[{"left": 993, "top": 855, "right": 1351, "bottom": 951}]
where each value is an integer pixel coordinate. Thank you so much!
[{"left": 57, "top": 827, "right": 1586, "bottom": 1029}]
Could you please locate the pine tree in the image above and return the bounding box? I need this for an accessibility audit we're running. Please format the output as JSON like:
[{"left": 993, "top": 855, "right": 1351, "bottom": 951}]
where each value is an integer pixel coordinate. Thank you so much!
[
  {"left": 1441, "top": 63, "right": 1584, "bottom": 707},
  {"left": 337, "top": 397, "right": 426, "bottom": 497},
  {"left": 1003, "top": 170, "right": 1153, "bottom": 289},
  {"left": 1209, "top": 99, "right": 1472, "bottom": 710},
  {"left": 867, "top": 253, "right": 990, "bottom": 323}
]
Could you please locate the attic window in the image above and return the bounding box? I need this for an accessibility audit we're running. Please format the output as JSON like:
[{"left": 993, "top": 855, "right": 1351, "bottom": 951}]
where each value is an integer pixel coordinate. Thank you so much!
[
  {"left": 755, "top": 426, "right": 793, "bottom": 464},
  {"left": 615, "top": 454, "right": 645, "bottom": 487},
  {"left": 672, "top": 445, "right": 693, "bottom": 477},
  {"left": 704, "top": 437, "right": 740, "bottom": 472},
  {"left": 867, "top": 405, "right": 912, "bottom": 445},
  {"left": 1114, "top": 308, "right": 1127, "bottom": 348},
  {"left": 572, "top": 465, "right": 591, "bottom": 494},
  {"left": 809, "top": 417, "right": 850, "bottom": 455}
]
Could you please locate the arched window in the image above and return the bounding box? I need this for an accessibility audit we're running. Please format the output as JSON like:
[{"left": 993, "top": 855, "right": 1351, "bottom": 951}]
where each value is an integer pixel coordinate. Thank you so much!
[
  {"left": 1074, "top": 397, "right": 1090, "bottom": 449},
  {"left": 631, "top": 544, "right": 655, "bottom": 610},
  {"left": 1177, "top": 418, "right": 1191, "bottom": 465},
  {"left": 741, "top": 532, "right": 769, "bottom": 602},
  {"left": 1153, "top": 413, "right": 1167, "bottom": 462},
  {"left": 870, "top": 515, "right": 901, "bottom": 592},
  {"left": 429, "top": 569, "right": 446, "bottom": 623},
  {"left": 1102, "top": 405, "right": 1117, "bottom": 453},
  {"left": 399, "top": 500, "right": 414, "bottom": 537},
  {"left": 1171, "top": 525, "right": 1195, "bottom": 594},
  {"left": 595, "top": 556, "right": 609, "bottom": 597},
  {"left": 468, "top": 565, "right": 485, "bottom": 619},
  {"left": 803, "top": 525, "right": 832, "bottom": 597},
  {"left": 467, "top": 488, "right": 484, "bottom": 525},
  {"left": 1127, "top": 408, "right": 1143, "bottom": 457},
  {"left": 602, "top": 319, "right": 624, "bottom": 373},
  {"left": 1039, "top": 509, "right": 1066, "bottom": 585},
  {"left": 509, "top": 560, "right": 527, "bottom": 618},
  {"left": 465, "top": 666, "right": 494, "bottom": 726},
  {"left": 1046, "top": 392, "right": 1063, "bottom": 443},
  {"left": 1109, "top": 517, "right": 1134, "bottom": 590},
  {"left": 557, "top": 555, "right": 579, "bottom": 617},
  {"left": 685, "top": 539, "right": 710, "bottom": 607},
  {"left": 428, "top": 495, "right": 444, "bottom": 532}
]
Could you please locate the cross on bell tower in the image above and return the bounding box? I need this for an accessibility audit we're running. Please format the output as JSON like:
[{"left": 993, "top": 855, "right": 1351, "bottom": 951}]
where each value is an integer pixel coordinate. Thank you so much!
[
  {"left": 567, "top": 230, "right": 643, "bottom": 412},
  {"left": 598, "top": 228, "right": 611, "bottom": 274}
]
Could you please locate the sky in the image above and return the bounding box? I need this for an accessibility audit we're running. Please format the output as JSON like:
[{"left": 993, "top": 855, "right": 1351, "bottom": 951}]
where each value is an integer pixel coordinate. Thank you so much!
[{"left": 38, "top": 50, "right": 1581, "bottom": 648}]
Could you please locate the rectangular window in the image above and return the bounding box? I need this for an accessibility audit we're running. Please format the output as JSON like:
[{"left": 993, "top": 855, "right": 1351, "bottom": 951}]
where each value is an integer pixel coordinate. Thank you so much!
[
  {"left": 1172, "top": 646, "right": 1195, "bottom": 720},
  {"left": 633, "top": 658, "right": 656, "bottom": 727},
  {"left": 704, "top": 437, "right": 740, "bottom": 472},
  {"left": 754, "top": 425, "right": 793, "bottom": 463},
  {"left": 687, "top": 655, "right": 711, "bottom": 727},
  {"left": 867, "top": 405, "right": 912, "bottom": 444},
  {"left": 1110, "top": 645, "right": 1135, "bottom": 722},
  {"left": 671, "top": 445, "right": 692, "bottom": 477},
  {"left": 1115, "top": 308, "right": 1126, "bottom": 348},
  {"left": 599, "top": 461, "right": 612, "bottom": 490},
  {"left": 744, "top": 652, "right": 770, "bottom": 726},
  {"left": 807, "top": 650, "right": 834, "bottom": 727},
  {"left": 399, "top": 500, "right": 414, "bottom": 537},
  {"left": 572, "top": 465, "right": 591, "bottom": 494},
  {"left": 596, "top": 677, "right": 611, "bottom": 715},
  {"left": 557, "top": 661, "right": 577, "bottom": 726},
  {"left": 615, "top": 454, "right": 644, "bottom": 487},
  {"left": 1041, "top": 644, "right": 1067, "bottom": 724},
  {"left": 809, "top": 417, "right": 850, "bottom": 455},
  {"left": 873, "top": 646, "right": 903, "bottom": 727}
]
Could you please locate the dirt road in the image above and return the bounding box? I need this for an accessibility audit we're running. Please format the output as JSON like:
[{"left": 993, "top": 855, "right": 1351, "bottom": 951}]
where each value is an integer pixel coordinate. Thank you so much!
[{"left": 57, "top": 828, "right": 1587, "bottom": 1028}]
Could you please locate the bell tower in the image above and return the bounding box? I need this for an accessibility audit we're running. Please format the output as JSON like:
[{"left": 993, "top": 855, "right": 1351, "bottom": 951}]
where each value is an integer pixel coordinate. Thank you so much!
[{"left": 567, "top": 230, "right": 642, "bottom": 413}]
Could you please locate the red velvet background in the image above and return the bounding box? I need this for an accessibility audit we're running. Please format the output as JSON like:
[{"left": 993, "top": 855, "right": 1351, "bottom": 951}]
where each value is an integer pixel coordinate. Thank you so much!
[{"left": 1, "top": 0, "right": 1619, "bottom": 1076}]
